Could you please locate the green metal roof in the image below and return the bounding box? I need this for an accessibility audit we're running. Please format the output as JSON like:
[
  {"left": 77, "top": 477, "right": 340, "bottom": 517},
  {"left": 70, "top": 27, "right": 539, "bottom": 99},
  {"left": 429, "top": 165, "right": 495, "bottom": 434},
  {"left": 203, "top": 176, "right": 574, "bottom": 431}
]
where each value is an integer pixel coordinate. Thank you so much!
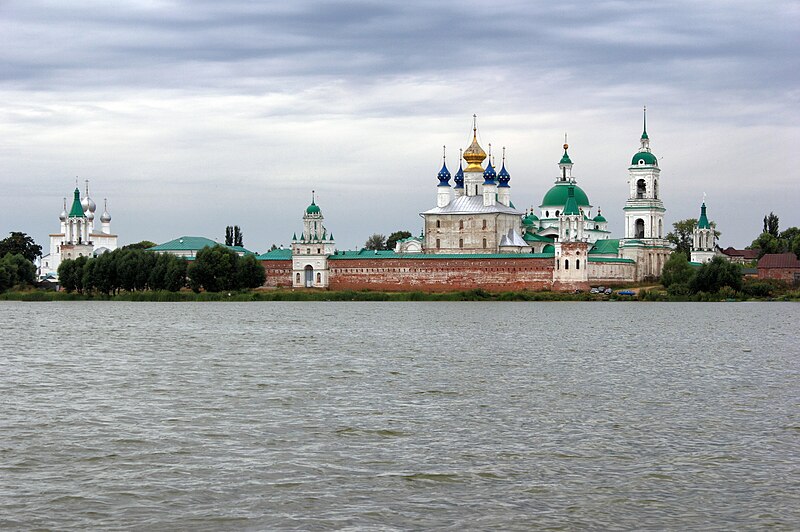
[
  {"left": 631, "top": 151, "right": 658, "bottom": 165},
  {"left": 306, "top": 201, "right": 320, "bottom": 214},
  {"left": 559, "top": 149, "right": 572, "bottom": 165},
  {"left": 149, "top": 236, "right": 255, "bottom": 255},
  {"left": 540, "top": 182, "right": 590, "bottom": 208},
  {"left": 523, "top": 233, "right": 554, "bottom": 243},
  {"left": 588, "top": 257, "right": 636, "bottom": 264},
  {"left": 257, "top": 248, "right": 293, "bottom": 260},
  {"left": 589, "top": 239, "right": 620, "bottom": 255},
  {"left": 697, "top": 203, "right": 711, "bottom": 229},
  {"left": 562, "top": 186, "right": 580, "bottom": 215},
  {"left": 68, "top": 188, "right": 85, "bottom": 217}
]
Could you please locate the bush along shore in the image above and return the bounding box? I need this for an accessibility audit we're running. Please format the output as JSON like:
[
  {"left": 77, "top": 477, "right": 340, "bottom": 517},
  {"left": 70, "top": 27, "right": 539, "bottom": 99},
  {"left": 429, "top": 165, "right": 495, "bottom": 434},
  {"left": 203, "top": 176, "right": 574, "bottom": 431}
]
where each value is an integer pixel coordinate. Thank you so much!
[{"left": 2, "top": 283, "right": 798, "bottom": 302}]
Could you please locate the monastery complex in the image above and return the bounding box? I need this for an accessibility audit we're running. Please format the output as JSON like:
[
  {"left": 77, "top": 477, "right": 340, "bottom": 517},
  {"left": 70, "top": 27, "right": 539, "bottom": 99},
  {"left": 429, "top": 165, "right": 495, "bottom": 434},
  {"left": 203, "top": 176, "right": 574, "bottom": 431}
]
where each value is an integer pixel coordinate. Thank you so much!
[{"left": 42, "top": 111, "right": 764, "bottom": 292}]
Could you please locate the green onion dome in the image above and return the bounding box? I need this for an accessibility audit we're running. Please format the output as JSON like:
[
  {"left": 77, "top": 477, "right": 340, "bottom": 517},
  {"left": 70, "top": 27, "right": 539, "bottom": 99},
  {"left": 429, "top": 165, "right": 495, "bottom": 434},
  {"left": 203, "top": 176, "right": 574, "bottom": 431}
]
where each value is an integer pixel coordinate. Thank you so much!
[{"left": 631, "top": 151, "right": 658, "bottom": 166}]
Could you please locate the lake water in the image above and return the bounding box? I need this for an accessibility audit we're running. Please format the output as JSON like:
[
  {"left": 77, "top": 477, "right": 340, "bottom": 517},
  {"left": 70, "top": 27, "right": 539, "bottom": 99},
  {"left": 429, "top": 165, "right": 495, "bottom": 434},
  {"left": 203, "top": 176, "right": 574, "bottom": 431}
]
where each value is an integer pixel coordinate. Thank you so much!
[{"left": 1, "top": 301, "right": 798, "bottom": 530}]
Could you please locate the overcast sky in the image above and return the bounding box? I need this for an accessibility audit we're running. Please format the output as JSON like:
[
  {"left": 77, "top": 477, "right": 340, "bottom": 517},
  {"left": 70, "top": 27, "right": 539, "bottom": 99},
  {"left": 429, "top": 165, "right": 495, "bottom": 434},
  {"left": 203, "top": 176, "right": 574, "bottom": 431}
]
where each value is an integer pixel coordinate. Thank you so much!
[{"left": 1, "top": 0, "right": 798, "bottom": 252}]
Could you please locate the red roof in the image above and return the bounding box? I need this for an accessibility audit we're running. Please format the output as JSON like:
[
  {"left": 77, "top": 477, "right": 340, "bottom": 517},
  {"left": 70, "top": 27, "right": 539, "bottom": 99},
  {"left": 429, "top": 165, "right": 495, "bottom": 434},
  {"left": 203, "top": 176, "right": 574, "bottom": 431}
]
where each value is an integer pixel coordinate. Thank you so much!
[
  {"left": 720, "top": 247, "right": 759, "bottom": 260},
  {"left": 758, "top": 253, "right": 800, "bottom": 269}
]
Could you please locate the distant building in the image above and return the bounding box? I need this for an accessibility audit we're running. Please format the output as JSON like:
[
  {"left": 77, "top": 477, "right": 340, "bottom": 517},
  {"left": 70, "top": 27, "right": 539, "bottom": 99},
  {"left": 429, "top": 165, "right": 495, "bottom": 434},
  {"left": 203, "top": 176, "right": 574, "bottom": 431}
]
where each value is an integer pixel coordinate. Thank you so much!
[
  {"left": 718, "top": 246, "right": 759, "bottom": 264},
  {"left": 757, "top": 253, "right": 800, "bottom": 285},
  {"left": 691, "top": 202, "right": 716, "bottom": 264},
  {"left": 148, "top": 236, "right": 255, "bottom": 259},
  {"left": 39, "top": 181, "right": 117, "bottom": 279}
]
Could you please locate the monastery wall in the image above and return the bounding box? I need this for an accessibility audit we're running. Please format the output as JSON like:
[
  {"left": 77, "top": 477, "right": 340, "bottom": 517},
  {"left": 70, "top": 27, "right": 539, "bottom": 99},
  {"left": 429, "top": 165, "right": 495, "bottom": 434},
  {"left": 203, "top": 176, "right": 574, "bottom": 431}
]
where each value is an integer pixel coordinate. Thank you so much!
[
  {"left": 261, "top": 260, "right": 293, "bottom": 288},
  {"left": 328, "top": 256, "right": 554, "bottom": 292},
  {"left": 587, "top": 261, "right": 637, "bottom": 285}
]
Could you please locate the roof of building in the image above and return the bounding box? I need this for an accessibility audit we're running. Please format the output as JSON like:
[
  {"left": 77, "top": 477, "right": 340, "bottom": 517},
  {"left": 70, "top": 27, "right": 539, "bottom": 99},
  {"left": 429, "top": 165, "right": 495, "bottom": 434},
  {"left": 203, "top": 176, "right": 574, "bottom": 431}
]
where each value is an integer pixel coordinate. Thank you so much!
[
  {"left": 258, "top": 248, "right": 293, "bottom": 260},
  {"left": 149, "top": 236, "right": 255, "bottom": 254},
  {"left": 523, "top": 232, "right": 554, "bottom": 243},
  {"left": 757, "top": 253, "right": 800, "bottom": 269},
  {"left": 68, "top": 188, "right": 85, "bottom": 217},
  {"left": 587, "top": 257, "right": 636, "bottom": 264},
  {"left": 631, "top": 151, "right": 658, "bottom": 166},
  {"left": 540, "top": 182, "right": 590, "bottom": 208},
  {"left": 697, "top": 202, "right": 711, "bottom": 229},
  {"left": 421, "top": 194, "right": 523, "bottom": 215},
  {"left": 562, "top": 186, "right": 580, "bottom": 215},
  {"left": 589, "top": 239, "right": 621, "bottom": 255},
  {"left": 719, "top": 247, "right": 759, "bottom": 260},
  {"left": 499, "top": 229, "right": 528, "bottom": 247},
  {"left": 306, "top": 200, "right": 321, "bottom": 214}
]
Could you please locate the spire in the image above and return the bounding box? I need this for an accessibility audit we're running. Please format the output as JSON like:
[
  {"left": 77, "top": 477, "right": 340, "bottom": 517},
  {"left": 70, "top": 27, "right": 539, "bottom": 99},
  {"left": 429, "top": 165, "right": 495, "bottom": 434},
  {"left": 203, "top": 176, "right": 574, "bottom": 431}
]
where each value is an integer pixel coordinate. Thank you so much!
[
  {"left": 454, "top": 148, "right": 464, "bottom": 188},
  {"left": 306, "top": 190, "right": 321, "bottom": 215},
  {"left": 560, "top": 134, "right": 573, "bottom": 165},
  {"left": 698, "top": 201, "right": 710, "bottom": 229},
  {"left": 437, "top": 145, "right": 451, "bottom": 186},
  {"left": 497, "top": 146, "right": 511, "bottom": 188},
  {"left": 483, "top": 143, "right": 497, "bottom": 185},
  {"left": 463, "top": 114, "right": 487, "bottom": 172},
  {"left": 100, "top": 198, "right": 111, "bottom": 223},
  {"left": 641, "top": 106, "right": 648, "bottom": 140},
  {"left": 68, "top": 187, "right": 85, "bottom": 217}
]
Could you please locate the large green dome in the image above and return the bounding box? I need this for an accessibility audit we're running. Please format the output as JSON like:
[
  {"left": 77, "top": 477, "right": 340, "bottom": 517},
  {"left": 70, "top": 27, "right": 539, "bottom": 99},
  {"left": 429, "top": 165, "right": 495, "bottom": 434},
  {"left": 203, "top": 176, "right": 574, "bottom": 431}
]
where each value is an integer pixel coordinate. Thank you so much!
[
  {"left": 631, "top": 151, "right": 657, "bottom": 166},
  {"left": 540, "top": 183, "right": 590, "bottom": 208}
]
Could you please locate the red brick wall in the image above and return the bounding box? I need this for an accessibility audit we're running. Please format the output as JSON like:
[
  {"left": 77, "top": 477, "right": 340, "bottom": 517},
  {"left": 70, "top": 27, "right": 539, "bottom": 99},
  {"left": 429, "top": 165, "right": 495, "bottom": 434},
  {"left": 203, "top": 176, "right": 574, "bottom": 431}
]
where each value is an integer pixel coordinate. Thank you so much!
[
  {"left": 328, "top": 257, "right": 554, "bottom": 292},
  {"left": 758, "top": 267, "right": 800, "bottom": 284},
  {"left": 261, "top": 260, "right": 293, "bottom": 288}
]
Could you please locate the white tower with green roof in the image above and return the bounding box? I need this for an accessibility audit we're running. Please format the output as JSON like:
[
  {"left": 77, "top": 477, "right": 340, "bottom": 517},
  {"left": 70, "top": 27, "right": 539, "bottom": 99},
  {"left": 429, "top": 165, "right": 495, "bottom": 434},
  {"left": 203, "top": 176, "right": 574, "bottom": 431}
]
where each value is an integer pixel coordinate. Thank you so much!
[
  {"left": 291, "top": 192, "right": 335, "bottom": 288},
  {"left": 691, "top": 201, "right": 716, "bottom": 263},
  {"left": 620, "top": 108, "right": 671, "bottom": 279}
]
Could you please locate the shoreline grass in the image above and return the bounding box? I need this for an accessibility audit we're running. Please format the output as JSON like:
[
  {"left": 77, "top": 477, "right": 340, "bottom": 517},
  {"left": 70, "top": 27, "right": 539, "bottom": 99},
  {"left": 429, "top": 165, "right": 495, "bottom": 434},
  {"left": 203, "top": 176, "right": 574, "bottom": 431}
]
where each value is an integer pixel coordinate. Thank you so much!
[{"left": 1, "top": 287, "right": 797, "bottom": 302}]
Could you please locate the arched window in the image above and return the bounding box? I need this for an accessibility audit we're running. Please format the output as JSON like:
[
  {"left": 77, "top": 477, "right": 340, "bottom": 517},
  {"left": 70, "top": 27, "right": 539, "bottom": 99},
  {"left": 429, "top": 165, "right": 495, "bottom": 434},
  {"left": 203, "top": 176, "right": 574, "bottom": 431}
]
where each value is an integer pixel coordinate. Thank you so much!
[
  {"left": 564, "top": 259, "right": 569, "bottom": 270},
  {"left": 654, "top": 180, "right": 659, "bottom": 199},
  {"left": 658, "top": 219, "right": 663, "bottom": 238},
  {"left": 316, "top": 273, "right": 321, "bottom": 283},
  {"left": 436, "top": 220, "right": 440, "bottom": 228},
  {"left": 459, "top": 220, "right": 464, "bottom": 230},
  {"left": 482, "top": 220, "right": 487, "bottom": 230},
  {"left": 545, "top": 211, "right": 549, "bottom": 217},
  {"left": 555, "top": 210, "right": 560, "bottom": 217},
  {"left": 635, "top": 219, "right": 645, "bottom": 239},
  {"left": 576, "top": 259, "right": 580, "bottom": 269},
  {"left": 459, "top": 238, "right": 463, "bottom": 248},
  {"left": 436, "top": 238, "right": 440, "bottom": 249},
  {"left": 482, "top": 238, "right": 487, "bottom": 248},
  {"left": 636, "top": 179, "right": 646, "bottom": 199},
  {"left": 296, "top": 273, "right": 301, "bottom": 283}
]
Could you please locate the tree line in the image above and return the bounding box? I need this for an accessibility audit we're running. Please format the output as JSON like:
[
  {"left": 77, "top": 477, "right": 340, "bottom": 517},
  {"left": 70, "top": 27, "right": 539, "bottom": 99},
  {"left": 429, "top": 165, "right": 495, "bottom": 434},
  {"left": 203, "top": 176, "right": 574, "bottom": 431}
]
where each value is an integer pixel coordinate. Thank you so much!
[
  {"left": 57, "top": 245, "right": 265, "bottom": 294},
  {"left": 0, "top": 232, "right": 40, "bottom": 292}
]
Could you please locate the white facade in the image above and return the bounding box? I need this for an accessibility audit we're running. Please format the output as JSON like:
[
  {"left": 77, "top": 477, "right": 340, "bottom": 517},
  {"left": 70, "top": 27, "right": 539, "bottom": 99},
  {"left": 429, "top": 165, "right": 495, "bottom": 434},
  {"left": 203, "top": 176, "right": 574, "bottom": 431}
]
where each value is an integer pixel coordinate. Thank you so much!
[
  {"left": 291, "top": 197, "right": 335, "bottom": 288},
  {"left": 39, "top": 182, "right": 118, "bottom": 279},
  {"left": 691, "top": 202, "right": 716, "bottom": 263}
]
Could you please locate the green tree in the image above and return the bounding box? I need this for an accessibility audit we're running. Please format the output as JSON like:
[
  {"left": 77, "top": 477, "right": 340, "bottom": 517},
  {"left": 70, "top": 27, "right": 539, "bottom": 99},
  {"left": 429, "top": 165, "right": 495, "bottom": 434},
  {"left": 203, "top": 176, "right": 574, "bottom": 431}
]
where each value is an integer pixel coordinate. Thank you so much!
[
  {"left": 236, "top": 254, "right": 266, "bottom": 289},
  {"left": 225, "top": 226, "right": 244, "bottom": 247},
  {"left": 122, "top": 240, "right": 157, "bottom": 250},
  {"left": 0, "top": 253, "right": 36, "bottom": 291},
  {"left": 364, "top": 233, "right": 387, "bottom": 250},
  {"left": 386, "top": 230, "right": 412, "bottom": 251},
  {"left": 0, "top": 232, "right": 42, "bottom": 262},
  {"left": 690, "top": 256, "right": 742, "bottom": 294},
  {"left": 661, "top": 252, "right": 695, "bottom": 288},
  {"left": 189, "top": 245, "right": 238, "bottom": 292},
  {"left": 763, "top": 212, "right": 779, "bottom": 237},
  {"left": 666, "top": 219, "right": 697, "bottom": 257},
  {"left": 749, "top": 232, "right": 782, "bottom": 259},
  {"left": 58, "top": 256, "right": 88, "bottom": 293},
  {"left": 163, "top": 256, "right": 188, "bottom": 291}
]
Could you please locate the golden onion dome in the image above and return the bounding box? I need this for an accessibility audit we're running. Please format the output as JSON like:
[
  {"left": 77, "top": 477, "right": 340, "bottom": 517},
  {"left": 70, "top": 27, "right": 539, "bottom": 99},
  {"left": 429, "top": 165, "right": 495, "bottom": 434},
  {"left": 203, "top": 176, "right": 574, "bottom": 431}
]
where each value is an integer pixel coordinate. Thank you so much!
[{"left": 463, "top": 125, "right": 487, "bottom": 172}]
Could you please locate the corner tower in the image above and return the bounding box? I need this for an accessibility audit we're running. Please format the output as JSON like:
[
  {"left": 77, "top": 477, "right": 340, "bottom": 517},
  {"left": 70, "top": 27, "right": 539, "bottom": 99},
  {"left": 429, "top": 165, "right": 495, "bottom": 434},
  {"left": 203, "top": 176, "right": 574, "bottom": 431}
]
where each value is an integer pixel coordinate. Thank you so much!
[{"left": 291, "top": 192, "right": 335, "bottom": 288}]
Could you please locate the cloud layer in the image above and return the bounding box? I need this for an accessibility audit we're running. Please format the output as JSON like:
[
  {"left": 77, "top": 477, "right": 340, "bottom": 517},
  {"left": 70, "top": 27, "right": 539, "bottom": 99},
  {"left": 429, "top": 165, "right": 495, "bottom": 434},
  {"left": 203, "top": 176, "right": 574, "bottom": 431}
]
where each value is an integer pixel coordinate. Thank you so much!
[{"left": 1, "top": 0, "right": 798, "bottom": 250}]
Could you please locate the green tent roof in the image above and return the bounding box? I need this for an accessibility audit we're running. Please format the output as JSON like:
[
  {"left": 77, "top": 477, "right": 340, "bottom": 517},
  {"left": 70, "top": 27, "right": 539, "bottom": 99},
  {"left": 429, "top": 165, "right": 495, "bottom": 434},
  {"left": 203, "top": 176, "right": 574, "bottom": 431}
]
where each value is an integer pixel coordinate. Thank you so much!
[
  {"left": 540, "top": 182, "right": 590, "bottom": 208},
  {"left": 562, "top": 186, "right": 580, "bottom": 215},
  {"left": 68, "top": 188, "right": 85, "bottom": 217},
  {"left": 697, "top": 203, "right": 711, "bottom": 229}
]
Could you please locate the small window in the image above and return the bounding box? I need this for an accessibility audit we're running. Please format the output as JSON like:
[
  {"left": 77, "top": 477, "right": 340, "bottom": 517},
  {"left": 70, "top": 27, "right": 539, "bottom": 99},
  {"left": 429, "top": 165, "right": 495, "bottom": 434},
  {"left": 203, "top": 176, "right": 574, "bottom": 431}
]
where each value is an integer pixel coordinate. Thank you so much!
[
  {"left": 436, "top": 238, "right": 440, "bottom": 249},
  {"left": 482, "top": 238, "right": 487, "bottom": 248},
  {"left": 545, "top": 211, "right": 549, "bottom": 217},
  {"left": 482, "top": 220, "right": 487, "bottom": 230},
  {"left": 555, "top": 210, "right": 560, "bottom": 217},
  {"left": 459, "top": 238, "right": 463, "bottom": 248},
  {"left": 436, "top": 220, "right": 441, "bottom": 228},
  {"left": 317, "top": 248, "right": 321, "bottom": 254},
  {"left": 565, "top": 259, "right": 569, "bottom": 270},
  {"left": 316, "top": 273, "right": 321, "bottom": 283},
  {"left": 576, "top": 259, "right": 580, "bottom": 269},
  {"left": 459, "top": 220, "right": 464, "bottom": 230},
  {"left": 296, "top": 273, "right": 301, "bottom": 283}
]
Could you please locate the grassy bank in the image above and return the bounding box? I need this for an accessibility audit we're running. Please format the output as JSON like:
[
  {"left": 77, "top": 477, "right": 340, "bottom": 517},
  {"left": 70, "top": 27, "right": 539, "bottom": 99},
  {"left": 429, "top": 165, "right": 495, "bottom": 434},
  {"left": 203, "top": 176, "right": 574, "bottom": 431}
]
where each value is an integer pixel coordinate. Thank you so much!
[{"left": 2, "top": 287, "right": 798, "bottom": 302}]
